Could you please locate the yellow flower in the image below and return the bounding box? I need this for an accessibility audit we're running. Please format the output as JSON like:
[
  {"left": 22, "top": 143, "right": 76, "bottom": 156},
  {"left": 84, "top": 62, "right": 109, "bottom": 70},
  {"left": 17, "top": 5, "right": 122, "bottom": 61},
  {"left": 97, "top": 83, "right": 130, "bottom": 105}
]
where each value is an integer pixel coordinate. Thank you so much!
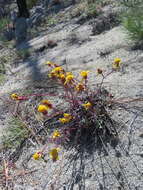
[
  {"left": 49, "top": 148, "right": 60, "bottom": 161},
  {"left": 64, "top": 74, "right": 74, "bottom": 85},
  {"left": 59, "top": 73, "right": 66, "bottom": 83},
  {"left": 53, "top": 66, "right": 63, "bottom": 74},
  {"left": 11, "top": 93, "right": 19, "bottom": 100},
  {"left": 114, "top": 58, "right": 121, "bottom": 64},
  {"left": 112, "top": 58, "right": 121, "bottom": 69},
  {"left": 59, "top": 74, "right": 65, "bottom": 79},
  {"left": 82, "top": 102, "right": 92, "bottom": 110},
  {"left": 38, "top": 104, "right": 49, "bottom": 114},
  {"left": 97, "top": 68, "right": 103, "bottom": 75},
  {"left": 41, "top": 100, "right": 52, "bottom": 109},
  {"left": 80, "top": 71, "right": 89, "bottom": 79},
  {"left": 63, "top": 113, "right": 72, "bottom": 120},
  {"left": 52, "top": 130, "right": 61, "bottom": 139},
  {"left": 45, "top": 61, "right": 54, "bottom": 66},
  {"left": 33, "top": 152, "right": 42, "bottom": 160},
  {"left": 59, "top": 118, "right": 69, "bottom": 124},
  {"left": 75, "top": 83, "right": 84, "bottom": 92},
  {"left": 49, "top": 67, "right": 64, "bottom": 78},
  {"left": 48, "top": 71, "right": 57, "bottom": 78},
  {"left": 59, "top": 113, "right": 72, "bottom": 123}
]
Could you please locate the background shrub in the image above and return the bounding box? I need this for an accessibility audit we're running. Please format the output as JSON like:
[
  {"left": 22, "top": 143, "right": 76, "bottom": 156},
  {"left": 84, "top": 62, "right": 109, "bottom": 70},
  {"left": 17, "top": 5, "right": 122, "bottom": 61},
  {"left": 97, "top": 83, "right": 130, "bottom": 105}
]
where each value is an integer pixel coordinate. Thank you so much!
[
  {"left": 121, "top": 0, "right": 143, "bottom": 41},
  {"left": 26, "top": 0, "right": 38, "bottom": 9}
]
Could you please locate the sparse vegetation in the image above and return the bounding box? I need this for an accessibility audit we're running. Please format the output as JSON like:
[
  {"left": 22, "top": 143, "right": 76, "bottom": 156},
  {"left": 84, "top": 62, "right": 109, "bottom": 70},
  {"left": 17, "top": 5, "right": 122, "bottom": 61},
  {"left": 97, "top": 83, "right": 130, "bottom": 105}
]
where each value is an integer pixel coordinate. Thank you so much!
[
  {"left": 0, "top": 18, "right": 10, "bottom": 31},
  {"left": 86, "top": 0, "right": 101, "bottom": 18},
  {"left": 2, "top": 116, "right": 28, "bottom": 149},
  {"left": 0, "top": 73, "right": 5, "bottom": 84},
  {"left": 121, "top": 0, "right": 143, "bottom": 41},
  {"left": 26, "top": 0, "right": 38, "bottom": 9},
  {"left": 16, "top": 49, "right": 30, "bottom": 60},
  {"left": 46, "top": 15, "right": 58, "bottom": 26},
  {"left": 32, "top": 59, "right": 121, "bottom": 159}
]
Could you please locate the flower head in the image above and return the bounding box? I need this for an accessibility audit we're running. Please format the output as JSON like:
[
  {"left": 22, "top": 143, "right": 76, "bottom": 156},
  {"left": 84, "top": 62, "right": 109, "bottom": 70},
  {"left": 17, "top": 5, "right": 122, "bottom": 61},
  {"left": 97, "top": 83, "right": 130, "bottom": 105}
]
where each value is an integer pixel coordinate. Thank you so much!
[
  {"left": 59, "top": 73, "right": 66, "bottom": 83},
  {"left": 49, "top": 148, "right": 60, "bottom": 161},
  {"left": 45, "top": 61, "right": 54, "bottom": 66},
  {"left": 59, "top": 113, "right": 72, "bottom": 123},
  {"left": 33, "top": 151, "right": 42, "bottom": 160},
  {"left": 114, "top": 58, "right": 121, "bottom": 64},
  {"left": 11, "top": 93, "right": 19, "bottom": 100},
  {"left": 53, "top": 66, "right": 63, "bottom": 74},
  {"left": 63, "top": 113, "right": 72, "bottom": 120},
  {"left": 41, "top": 100, "right": 52, "bottom": 109},
  {"left": 80, "top": 71, "right": 89, "bottom": 79},
  {"left": 64, "top": 74, "right": 74, "bottom": 85},
  {"left": 49, "top": 66, "right": 64, "bottom": 78},
  {"left": 48, "top": 71, "right": 57, "bottom": 78},
  {"left": 59, "top": 118, "right": 69, "bottom": 124},
  {"left": 112, "top": 58, "right": 121, "bottom": 69},
  {"left": 38, "top": 104, "right": 49, "bottom": 114},
  {"left": 75, "top": 83, "right": 85, "bottom": 92},
  {"left": 82, "top": 102, "right": 92, "bottom": 110},
  {"left": 97, "top": 68, "right": 103, "bottom": 75},
  {"left": 52, "top": 130, "right": 61, "bottom": 139}
]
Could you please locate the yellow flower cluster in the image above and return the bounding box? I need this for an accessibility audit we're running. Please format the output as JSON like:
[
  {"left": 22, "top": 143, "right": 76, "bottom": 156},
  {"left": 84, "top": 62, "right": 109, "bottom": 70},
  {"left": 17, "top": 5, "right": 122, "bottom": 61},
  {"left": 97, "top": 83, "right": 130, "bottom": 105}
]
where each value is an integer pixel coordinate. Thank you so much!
[
  {"left": 59, "top": 113, "right": 72, "bottom": 124},
  {"left": 33, "top": 148, "right": 60, "bottom": 162},
  {"left": 38, "top": 99, "right": 52, "bottom": 114},
  {"left": 49, "top": 66, "right": 64, "bottom": 78}
]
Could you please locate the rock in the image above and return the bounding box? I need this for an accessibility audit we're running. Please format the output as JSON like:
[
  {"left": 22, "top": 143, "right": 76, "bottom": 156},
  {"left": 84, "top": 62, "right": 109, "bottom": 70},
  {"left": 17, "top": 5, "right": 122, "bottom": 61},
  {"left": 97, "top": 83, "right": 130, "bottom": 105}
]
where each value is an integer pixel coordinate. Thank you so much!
[
  {"left": 75, "top": 15, "right": 87, "bottom": 25},
  {"left": 131, "top": 41, "right": 143, "bottom": 50},
  {"left": 15, "top": 17, "right": 27, "bottom": 44},
  {"left": 47, "top": 40, "right": 57, "bottom": 48},
  {"left": 91, "top": 11, "right": 119, "bottom": 35}
]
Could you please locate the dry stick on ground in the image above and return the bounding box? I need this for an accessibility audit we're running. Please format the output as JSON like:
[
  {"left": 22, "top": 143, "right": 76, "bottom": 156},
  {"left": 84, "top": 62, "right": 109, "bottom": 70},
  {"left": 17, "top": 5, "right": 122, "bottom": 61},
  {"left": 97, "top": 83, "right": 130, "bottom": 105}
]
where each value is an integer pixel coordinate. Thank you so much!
[
  {"left": 13, "top": 110, "right": 42, "bottom": 145},
  {"left": 18, "top": 115, "right": 42, "bottom": 144},
  {"left": 99, "top": 111, "right": 142, "bottom": 178},
  {"left": 3, "top": 160, "right": 9, "bottom": 189},
  {"left": 127, "top": 110, "right": 141, "bottom": 151},
  {"left": 98, "top": 135, "right": 130, "bottom": 190}
]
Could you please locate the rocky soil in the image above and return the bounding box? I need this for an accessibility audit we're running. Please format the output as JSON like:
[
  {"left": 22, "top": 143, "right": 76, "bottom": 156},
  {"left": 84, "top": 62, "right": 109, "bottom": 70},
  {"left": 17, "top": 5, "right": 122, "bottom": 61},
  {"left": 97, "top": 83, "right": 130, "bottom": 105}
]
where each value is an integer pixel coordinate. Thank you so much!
[{"left": 0, "top": 2, "right": 143, "bottom": 190}]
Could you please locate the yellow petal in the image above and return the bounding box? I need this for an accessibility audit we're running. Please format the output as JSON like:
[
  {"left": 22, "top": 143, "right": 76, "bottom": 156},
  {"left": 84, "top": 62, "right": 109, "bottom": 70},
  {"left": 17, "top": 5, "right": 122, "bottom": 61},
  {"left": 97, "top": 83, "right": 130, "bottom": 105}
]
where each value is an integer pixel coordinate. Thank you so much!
[{"left": 38, "top": 105, "right": 48, "bottom": 114}]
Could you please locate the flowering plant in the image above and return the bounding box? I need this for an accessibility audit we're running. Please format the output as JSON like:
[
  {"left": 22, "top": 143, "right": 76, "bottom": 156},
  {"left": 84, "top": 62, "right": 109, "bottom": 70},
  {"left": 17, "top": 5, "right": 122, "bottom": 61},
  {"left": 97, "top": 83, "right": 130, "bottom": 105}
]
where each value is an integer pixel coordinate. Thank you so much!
[{"left": 11, "top": 59, "right": 122, "bottom": 162}]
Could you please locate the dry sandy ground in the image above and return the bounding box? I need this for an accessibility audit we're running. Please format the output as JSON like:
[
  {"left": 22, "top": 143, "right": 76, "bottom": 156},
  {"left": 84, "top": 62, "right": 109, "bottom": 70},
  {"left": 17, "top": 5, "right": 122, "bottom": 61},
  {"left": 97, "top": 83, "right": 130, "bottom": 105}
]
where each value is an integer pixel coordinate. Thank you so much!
[{"left": 0, "top": 13, "right": 143, "bottom": 190}]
